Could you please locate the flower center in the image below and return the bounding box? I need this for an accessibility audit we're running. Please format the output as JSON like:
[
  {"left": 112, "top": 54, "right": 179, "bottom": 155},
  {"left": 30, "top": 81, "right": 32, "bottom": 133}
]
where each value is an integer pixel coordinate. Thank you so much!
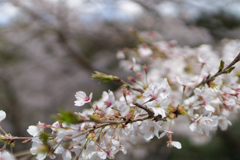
[{"left": 84, "top": 96, "right": 90, "bottom": 101}]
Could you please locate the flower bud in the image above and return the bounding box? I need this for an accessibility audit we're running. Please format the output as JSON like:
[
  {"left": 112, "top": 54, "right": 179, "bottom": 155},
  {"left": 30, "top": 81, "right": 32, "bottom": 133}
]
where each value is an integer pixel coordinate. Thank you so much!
[
  {"left": 92, "top": 71, "right": 120, "bottom": 82},
  {"left": 128, "top": 76, "right": 136, "bottom": 83}
]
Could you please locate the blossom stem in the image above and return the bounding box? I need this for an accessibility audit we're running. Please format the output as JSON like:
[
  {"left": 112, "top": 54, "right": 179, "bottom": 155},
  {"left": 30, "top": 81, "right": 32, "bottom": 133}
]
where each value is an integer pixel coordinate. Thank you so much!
[{"left": 0, "top": 126, "right": 7, "bottom": 135}]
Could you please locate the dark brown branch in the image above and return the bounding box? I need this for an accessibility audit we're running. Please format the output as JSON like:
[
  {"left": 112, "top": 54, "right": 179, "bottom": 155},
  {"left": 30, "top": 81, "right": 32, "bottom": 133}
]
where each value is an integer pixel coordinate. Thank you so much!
[{"left": 133, "top": 102, "right": 155, "bottom": 118}]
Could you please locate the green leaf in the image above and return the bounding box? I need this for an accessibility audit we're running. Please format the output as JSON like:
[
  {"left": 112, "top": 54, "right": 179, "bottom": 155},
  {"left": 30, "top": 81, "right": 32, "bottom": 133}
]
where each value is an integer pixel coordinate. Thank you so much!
[{"left": 53, "top": 109, "right": 83, "bottom": 124}]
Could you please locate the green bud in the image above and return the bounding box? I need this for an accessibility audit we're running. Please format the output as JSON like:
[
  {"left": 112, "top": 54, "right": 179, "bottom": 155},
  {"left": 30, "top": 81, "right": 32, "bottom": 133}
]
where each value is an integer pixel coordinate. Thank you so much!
[
  {"left": 89, "top": 114, "right": 100, "bottom": 122},
  {"left": 225, "top": 66, "right": 235, "bottom": 73},
  {"left": 92, "top": 71, "right": 119, "bottom": 83},
  {"left": 219, "top": 60, "right": 225, "bottom": 71}
]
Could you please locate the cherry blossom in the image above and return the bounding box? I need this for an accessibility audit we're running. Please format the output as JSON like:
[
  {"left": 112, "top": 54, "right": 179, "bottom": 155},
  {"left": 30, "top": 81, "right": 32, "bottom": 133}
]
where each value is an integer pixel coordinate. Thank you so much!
[
  {"left": 74, "top": 91, "right": 93, "bottom": 107},
  {"left": 27, "top": 122, "right": 45, "bottom": 137},
  {"left": 102, "top": 90, "right": 115, "bottom": 108},
  {"left": 189, "top": 115, "right": 218, "bottom": 136},
  {"left": 147, "top": 97, "right": 170, "bottom": 117},
  {"left": 30, "top": 138, "right": 47, "bottom": 160},
  {"left": 140, "top": 120, "right": 162, "bottom": 141}
]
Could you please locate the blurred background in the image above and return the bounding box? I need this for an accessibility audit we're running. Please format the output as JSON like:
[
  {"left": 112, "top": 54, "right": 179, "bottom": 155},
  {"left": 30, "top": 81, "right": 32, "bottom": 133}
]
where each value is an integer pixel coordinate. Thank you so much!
[{"left": 0, "top": 0, "right": 240, "bottom": 159}]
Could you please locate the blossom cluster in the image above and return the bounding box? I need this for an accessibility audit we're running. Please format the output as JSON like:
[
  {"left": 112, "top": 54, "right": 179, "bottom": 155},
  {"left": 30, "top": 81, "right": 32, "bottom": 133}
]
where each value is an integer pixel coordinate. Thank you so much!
[{"left": 0, "top": 36, "right": 240, "bottom": 160}]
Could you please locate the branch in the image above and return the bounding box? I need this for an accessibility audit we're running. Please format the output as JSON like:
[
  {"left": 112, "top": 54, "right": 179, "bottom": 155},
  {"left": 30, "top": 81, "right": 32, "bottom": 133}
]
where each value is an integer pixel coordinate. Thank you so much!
[
  {"left": 189, "top": 53, "right": 240, "bottom": 96},
  {"left": 133, "top": 102, "right": 155, "bottom": 118}
]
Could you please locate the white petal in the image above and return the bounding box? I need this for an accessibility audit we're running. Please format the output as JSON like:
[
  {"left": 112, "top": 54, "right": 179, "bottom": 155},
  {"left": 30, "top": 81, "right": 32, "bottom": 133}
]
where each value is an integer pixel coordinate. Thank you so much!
[
  {"left": 138, "top": 47, "right": 152, "bottom": 57},
  {"left": 228, "top": 120, "right": 232, "bottom": 126},
  {"left": 30, "top": 147, "right": 38, "bottom": 155},
  {"left": 225, "top": 99, "right": 235, "bottom": 106},
  {"left": 108, "top": 90, "right": 115, "bottom": 104},
  {"left": 194, "top": 88, "right": 202, "bottom": 95},
  {"left": 0, "top": 150, "right": 15, "bottom": 160},
  {"left": 49, "top": 154, "right": 56, "bottom": 159},
  {"left": 143, "top": 132, "right": 154, "bottom": 141},
  {"left": 219, "top": 120, "right": 228, "bottom": 130},
  {"left": 132, "top": 57, "right": 136, "bottom": 66},
  {"left": 98, "top": 151, "right": 107, "bottom": 159},
  {"left": 89, "top": 92, "right": 93, "bottom": 100},
  {"left": 171, "top": 141, "right": 182, "bottom": 149},
  {"left": 205, "top": 104, "right": 215, "bottom": 112},
  {"left": 112, "top": 139, "right": 120, "bottom": 146},
  {"left": 0, "top": 110, "right": 6, "bottom": 121},
  {"left": 36, "top": 153, "right": 47, "bottom": 160},
  {"left": 116, "top": 51, "right": 125, "bottom": 59},
  {"left": 153, "top": 107, "right": 166, "bottom": 117},
  {"left": 203, "top": 128, "right": 210, "bottom": 136},
  {"left": 189, "top": 123, "right": 196, "bottom": 132},
  {"left": 75, "top": 91, "right": 86, "bottom": 99},
  {"left": 74, "top": 100, "right": 84, "bottom": 107},
  {"left": 27, "top": 126, "right": 40, "bottom": 137},
  {"left": 159, "top": 131, "right": 167, "bottom": 139},
  {"left": 176, "top": 76, "right": 183, "bottom": 85},
  {"left": 120, "top": 105, "right": 130, "bottom": 117},
  {"left": 62, "top": 150, "right": 72, "bottom": 160}
]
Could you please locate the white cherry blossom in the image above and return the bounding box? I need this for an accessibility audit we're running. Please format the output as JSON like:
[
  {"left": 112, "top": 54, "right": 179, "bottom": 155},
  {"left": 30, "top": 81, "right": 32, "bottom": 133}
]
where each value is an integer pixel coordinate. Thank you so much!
[
  {"left": 189, "top": 115, "right": 218, "bottom": 136},
  {"left": 140, "top": 120, "right": 162, "bottom": 141},
  {"left": 74, "top": 91, "right": 92, "bottom": 107}
]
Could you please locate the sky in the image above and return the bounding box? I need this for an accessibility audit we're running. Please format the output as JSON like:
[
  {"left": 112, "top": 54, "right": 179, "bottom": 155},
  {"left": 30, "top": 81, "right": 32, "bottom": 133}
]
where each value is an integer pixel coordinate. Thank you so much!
[
  {"left": 0, "top": 2, "right": 18, "bottom": 25},
  {"left": 1, "top": 0, "right": 240, "bottom": 25}
]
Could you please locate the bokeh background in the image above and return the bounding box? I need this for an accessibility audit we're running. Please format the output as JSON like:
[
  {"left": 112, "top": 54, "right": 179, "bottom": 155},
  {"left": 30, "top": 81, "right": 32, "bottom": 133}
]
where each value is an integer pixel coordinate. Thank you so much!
[{"left": 0, "top": 0, "right": 240, "bottom": 159}]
